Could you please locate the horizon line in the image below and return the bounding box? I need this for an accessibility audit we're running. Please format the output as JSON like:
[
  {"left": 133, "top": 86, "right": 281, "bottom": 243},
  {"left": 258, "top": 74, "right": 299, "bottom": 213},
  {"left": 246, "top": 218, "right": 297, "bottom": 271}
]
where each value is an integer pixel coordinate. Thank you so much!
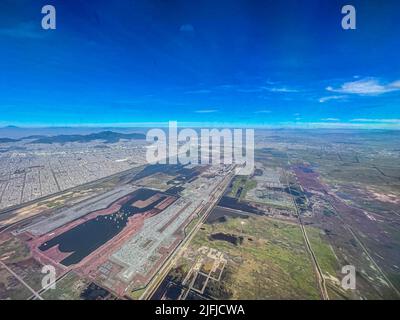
[{"left": 1, "top": 122, "right": 400, "bottom": 130}]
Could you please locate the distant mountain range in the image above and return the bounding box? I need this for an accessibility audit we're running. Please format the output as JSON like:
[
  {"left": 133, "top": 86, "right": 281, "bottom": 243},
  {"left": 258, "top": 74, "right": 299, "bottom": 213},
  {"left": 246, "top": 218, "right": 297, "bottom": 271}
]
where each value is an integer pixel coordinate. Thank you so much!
[
  {"left": 0, "top": 138, "right": 20, "bottom": 143},
  {"left": 0, "top": 131, "right": 146, "bottom": 144}
]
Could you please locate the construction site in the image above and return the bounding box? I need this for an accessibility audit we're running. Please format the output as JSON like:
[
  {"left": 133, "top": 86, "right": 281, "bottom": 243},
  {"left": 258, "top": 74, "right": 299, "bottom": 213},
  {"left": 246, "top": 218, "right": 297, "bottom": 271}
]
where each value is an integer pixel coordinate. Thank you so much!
[{"left": 0, "top": 163, "right": 234, "bottom": 299}]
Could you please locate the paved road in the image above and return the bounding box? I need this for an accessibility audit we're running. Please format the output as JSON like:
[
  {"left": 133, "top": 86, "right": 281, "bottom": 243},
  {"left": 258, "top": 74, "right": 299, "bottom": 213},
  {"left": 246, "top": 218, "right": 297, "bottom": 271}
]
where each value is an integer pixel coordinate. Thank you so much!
[
  {"left": 285, "top": 158, "right": 329, "bottom": 300},
  {"left": 140, "top": 172, "right": 234, "bottom": 300}
]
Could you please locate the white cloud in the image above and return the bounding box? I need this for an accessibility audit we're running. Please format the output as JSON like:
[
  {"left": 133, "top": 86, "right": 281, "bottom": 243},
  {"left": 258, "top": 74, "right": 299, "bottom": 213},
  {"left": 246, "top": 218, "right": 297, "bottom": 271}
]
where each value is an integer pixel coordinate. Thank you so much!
[
  {"left": 350, "top": 118, "right": 400, "bottom": 123},
  {"left": 194, "top": 109, "right": 218, "bottom": 113},
  {"left": 254, "top": 110, "right": 271, "bottom": 114},
  {"left": 237, "top": 86, "right": 299, "bottom": 94},
  {"left": 265, "top": 87, "right": 299, "bottom": 93},
  {"left": 184, "top": 89, "right": 211, "bottom": 94},
  {"left": 327, "top": 78, "right": 400, "bottom": 95},
  {"left": 390, "top": 80, "right": 400, "bottom": 88},
  {"left": 0, "top": 22, "right": 44, "bottom": 39},
  {"left": 319, "top": 95, "right": 346, "bottom": 103},
  {"left": 321, "top": 118, "right": 340, "bottom": 121},
  {"left": 237, "top": 88, "right": 265, "bottom": 93}
]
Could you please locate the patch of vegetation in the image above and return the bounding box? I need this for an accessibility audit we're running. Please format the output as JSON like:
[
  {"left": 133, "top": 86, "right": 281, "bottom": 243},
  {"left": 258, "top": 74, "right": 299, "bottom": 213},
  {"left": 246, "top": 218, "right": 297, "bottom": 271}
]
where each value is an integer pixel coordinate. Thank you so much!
[
  {"left": 41, "top": 272, "right": 89, "bottom": 300},
  {"left": 0, "top": 237, "right": 30, "bottom": 264},
  {"left": 0, "top": 267, "right": 32, "bottom": 300},
  {"left": 130, "top": 288, "right": 146, "bottom": 300},
  {"left": 204, "top": 267, "right": 234, "bottom": 299},
  {"left": 229, "top": 176, "right": 257, "bottom": 200},
  {"left": 168, "top": 265, "right": 189, "bottom": 284},
  {"left": 188, "top": 216, "right": 320, "bottom": 299},
  {"left": 305, "top": 227, "right": 338, "bottom": 277}
]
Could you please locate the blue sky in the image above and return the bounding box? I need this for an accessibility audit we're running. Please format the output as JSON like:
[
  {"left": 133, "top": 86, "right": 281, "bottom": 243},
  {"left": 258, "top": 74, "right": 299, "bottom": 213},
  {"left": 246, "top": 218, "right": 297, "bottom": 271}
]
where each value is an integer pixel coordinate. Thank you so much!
[{"left": 0, "top": 0, "right": 399, "bottom": 128}]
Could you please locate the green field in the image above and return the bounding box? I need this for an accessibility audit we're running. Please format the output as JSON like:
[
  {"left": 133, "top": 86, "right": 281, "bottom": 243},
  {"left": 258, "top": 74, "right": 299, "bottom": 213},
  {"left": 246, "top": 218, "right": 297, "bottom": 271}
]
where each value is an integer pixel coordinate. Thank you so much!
[
  {"left": 41, "top": 272, "right": 89, "bottom": 300},
  {"left": 229, "top": 176, "right": 257, "bottom": 200},
  {"left": 186, "top": 216, "right": 321, "bottom": 299},
  {"left": 0, "top": 237, "right": 30, "bottom": 264},
  {"left": 0, "top": 267, "right": 33, "bottom": 300}
]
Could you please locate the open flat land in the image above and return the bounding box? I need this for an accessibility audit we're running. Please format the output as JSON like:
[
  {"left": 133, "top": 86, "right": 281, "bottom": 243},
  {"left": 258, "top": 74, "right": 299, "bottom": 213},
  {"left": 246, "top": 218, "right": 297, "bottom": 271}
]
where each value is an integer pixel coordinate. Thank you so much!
[
  {"left": 1, "top": 129, "right": 400, "bottom": 300},
  {"left": 151, "top": 130, "right": 400, "bottom": 300},
  {"left": 159, "top": 214, "right": 321, "bottom": 299}
]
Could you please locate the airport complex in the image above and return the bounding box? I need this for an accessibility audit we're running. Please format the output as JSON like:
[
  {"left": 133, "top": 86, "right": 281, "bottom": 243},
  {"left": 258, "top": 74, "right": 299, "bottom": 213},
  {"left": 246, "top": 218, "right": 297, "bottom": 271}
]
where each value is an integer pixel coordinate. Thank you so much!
[{"left": 0, "top": 130, "right": 399, "bottom": 300}]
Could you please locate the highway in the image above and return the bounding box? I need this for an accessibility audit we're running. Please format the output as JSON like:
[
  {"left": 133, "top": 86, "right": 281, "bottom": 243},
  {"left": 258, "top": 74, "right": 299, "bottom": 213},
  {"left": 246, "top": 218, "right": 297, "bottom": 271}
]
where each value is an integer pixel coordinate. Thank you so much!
[
  {"left": 140, "top": 172, "right": 234, "bottom": 300},
  {"left": 285, "top": 158, "right": 329, "bottom": 300}
]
